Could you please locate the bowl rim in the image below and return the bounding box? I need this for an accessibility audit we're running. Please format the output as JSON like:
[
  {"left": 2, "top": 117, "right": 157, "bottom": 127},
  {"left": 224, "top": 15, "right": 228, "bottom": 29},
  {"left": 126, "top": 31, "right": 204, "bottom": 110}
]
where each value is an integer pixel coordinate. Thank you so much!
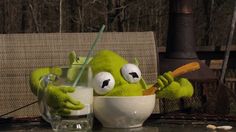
[{"left": 94, "top": 94, "right": 155, "bottom": 99}]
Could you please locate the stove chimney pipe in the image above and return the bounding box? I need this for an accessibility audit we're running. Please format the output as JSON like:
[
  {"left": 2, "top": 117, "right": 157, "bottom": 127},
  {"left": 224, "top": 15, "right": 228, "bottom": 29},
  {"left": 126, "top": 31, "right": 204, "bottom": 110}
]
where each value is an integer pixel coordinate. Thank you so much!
[
  {"left": 166, "top": 0, "right": 198, "bottom": 59},
  {"left": 160, "top": 0, "right": 216, "bottom": 81}
]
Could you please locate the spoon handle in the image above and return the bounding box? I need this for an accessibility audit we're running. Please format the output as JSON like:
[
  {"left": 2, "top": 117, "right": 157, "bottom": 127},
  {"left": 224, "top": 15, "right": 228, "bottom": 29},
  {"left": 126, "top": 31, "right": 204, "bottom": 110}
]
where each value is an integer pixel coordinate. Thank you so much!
[
  {"left": 143, "top": 62, "right": 200, "bottom": 95},
  {"left": 171, "top": 62, "right": 200, "bottom": 77}
]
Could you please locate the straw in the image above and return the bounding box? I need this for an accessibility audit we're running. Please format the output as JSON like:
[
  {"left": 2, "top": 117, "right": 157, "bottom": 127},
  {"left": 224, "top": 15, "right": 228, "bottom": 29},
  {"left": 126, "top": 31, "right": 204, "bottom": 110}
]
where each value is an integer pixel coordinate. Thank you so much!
[{"left": 72, "top": 25, "right": 105, "bottom": 87}]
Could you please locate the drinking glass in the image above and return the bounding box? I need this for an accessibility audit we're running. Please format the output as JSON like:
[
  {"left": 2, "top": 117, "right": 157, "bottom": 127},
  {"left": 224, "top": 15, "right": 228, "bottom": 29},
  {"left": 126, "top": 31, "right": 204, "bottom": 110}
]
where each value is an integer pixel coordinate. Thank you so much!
[{"left": 38, "top": 67, "right": 93, "bottom": 131}]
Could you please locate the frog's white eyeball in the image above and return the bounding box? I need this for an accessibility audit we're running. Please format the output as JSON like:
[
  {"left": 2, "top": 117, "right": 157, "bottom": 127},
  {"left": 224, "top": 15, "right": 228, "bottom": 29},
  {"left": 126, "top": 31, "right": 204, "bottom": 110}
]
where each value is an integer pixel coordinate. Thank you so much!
[
  {"left": 92, "top": 72, "right": 115, "bottom": 95},
  {"left": 121, "top": 63, "right": 141, "bottom": 83}
]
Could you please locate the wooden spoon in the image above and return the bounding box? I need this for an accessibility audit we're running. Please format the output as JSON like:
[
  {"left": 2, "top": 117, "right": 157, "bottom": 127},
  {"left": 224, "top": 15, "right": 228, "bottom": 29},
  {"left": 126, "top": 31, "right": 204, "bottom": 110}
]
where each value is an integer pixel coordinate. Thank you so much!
[{"left": 143, "top": 62, "right": 200, "bottom": 95}]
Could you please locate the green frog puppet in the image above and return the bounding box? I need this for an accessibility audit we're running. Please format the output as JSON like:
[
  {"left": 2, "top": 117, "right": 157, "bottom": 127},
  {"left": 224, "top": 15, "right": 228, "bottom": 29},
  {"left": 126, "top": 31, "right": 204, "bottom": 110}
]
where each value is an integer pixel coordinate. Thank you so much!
[{"left": 30, "top": 50, "right": 193, "bottom": 115}]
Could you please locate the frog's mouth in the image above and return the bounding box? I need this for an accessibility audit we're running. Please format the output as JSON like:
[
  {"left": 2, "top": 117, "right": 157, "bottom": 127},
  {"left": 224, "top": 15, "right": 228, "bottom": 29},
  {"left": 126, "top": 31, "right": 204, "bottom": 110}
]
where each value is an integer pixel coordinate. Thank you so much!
[{"left": 105, "top": 83, "right": 144, "bottom": 96}]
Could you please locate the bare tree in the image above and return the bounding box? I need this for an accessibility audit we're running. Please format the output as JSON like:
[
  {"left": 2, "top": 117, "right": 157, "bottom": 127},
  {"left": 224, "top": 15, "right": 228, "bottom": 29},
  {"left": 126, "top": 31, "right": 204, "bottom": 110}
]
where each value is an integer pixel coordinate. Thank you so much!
[{"left": 59, "top": 0, "right": 63, "bottom": 32}]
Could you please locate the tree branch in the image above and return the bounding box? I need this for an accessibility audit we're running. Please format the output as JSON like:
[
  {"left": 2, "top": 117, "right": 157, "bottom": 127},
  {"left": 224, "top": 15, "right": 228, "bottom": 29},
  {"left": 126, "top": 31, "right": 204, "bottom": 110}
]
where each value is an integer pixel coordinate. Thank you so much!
[{"left": 28, "top": 2, "right": 40, "bottom": 33}]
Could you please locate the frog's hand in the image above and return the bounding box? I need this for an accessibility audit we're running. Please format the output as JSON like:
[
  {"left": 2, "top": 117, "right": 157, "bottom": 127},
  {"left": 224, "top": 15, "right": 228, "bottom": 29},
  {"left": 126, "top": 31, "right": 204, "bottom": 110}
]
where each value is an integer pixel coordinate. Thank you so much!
[
  {"left": 156, "top": 72, "right": 194, "bottom": 99},
  {"left": 29, "top": 67, "right": 62, "bottom": 96},
  {"left": 157, "top": 78, "right": 193, "bottom": 99},
  {"left": 176, "top": 78, "right": 194, "bottom": 98},
  {"left": 46, "top": 84, "right": 84, "bottom": 115},
  {"left": 156, "top": 72, "right": 174, "bottom": 90}
]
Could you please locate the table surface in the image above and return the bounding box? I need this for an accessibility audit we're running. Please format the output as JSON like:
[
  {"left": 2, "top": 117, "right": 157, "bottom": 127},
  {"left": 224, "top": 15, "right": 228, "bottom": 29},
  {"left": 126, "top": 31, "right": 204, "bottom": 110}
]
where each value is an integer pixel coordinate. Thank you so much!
[{"left": 1, "top": 116, "right": 236, "bottom": 132}]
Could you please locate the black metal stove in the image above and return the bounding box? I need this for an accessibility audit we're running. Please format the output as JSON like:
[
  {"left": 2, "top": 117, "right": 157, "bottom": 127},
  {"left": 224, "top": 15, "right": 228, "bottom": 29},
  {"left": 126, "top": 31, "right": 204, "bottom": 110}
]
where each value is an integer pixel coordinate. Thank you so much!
[{"left": 159, "top": 0, "right": 219, "bottom": 114}]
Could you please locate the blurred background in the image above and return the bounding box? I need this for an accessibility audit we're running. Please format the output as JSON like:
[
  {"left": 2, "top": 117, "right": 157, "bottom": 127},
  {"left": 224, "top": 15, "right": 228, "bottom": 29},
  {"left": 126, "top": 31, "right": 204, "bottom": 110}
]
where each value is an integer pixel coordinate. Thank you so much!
[{"left": 1, "top": 0, "right": 235, "bottom": 63}]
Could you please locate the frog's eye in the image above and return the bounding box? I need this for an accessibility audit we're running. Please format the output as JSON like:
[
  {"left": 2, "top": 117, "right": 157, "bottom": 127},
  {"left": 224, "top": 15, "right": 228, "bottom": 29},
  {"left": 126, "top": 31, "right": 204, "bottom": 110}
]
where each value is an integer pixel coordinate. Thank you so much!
[
  {"left": 92, "top": 72, "right": 115, "bottom": 95},
  {"left": 121, "top": 63, "right": 141, "bottom": 83}
]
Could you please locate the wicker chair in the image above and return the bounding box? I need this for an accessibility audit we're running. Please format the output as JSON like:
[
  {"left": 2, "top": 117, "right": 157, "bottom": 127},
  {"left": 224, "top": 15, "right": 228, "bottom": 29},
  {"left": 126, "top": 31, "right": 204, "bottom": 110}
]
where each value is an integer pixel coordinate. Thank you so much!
[{"left": 0, "top": 32, "right": 159, "bottom": 118}]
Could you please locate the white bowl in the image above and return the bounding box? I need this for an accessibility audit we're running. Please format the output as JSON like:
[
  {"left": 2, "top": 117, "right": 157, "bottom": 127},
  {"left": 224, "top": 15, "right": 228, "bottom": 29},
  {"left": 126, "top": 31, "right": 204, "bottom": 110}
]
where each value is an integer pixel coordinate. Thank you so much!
[{"left": 94, "top": 94, "right": 156, "bottom": 128}]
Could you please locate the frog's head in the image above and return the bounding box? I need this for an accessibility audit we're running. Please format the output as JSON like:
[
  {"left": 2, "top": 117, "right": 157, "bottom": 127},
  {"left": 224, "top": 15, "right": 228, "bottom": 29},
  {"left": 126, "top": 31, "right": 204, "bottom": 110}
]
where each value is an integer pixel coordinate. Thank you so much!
[{"left": 89, "top": 50, "right": 145, "bottom": 96}]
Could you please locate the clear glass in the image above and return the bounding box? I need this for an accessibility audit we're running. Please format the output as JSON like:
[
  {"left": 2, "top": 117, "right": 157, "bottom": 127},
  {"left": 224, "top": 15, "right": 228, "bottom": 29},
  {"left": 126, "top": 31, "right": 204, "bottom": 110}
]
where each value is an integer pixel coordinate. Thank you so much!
[{"left": 38, "top": 67, "right": 93, "bottom": 132}]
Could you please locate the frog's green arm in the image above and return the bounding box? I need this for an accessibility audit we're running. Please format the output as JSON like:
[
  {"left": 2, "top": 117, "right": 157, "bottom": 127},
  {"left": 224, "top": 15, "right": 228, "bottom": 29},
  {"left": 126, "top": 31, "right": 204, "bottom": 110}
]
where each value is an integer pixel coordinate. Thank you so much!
[
  {"left": 29, "top": 67, "right": 62, "bottom": 96},
  {"left": 30, "top": 66, "right": 84, "bottom": 115},
  {"left": 29, "top": 51, "right": 90, "bottom": 94}
]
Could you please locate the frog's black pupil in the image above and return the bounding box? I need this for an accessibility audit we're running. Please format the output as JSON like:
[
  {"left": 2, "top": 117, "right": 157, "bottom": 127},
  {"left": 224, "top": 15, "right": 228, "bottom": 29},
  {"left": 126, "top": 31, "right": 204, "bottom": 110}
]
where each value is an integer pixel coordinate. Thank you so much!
[
  {"left": 129, "top": 72, "right": 139, "bottom": 78},
  {"left": 102, "top": 79, "right": 110, "bottom": 88}
]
